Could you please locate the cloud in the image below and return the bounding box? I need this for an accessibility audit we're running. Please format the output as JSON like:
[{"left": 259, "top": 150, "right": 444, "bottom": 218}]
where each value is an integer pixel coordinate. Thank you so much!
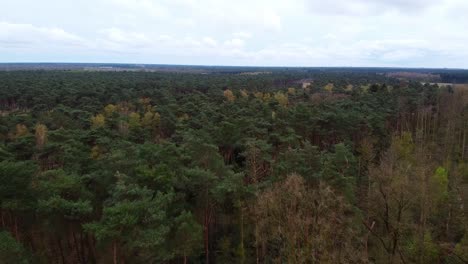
[
  {"left": 0, "top": 22, "right": 85, "bottom": 48},
  {"left": 102, "top": 0, "right": 283, "bottom": 32},
  {"left": 1, "top": 20, "right": 466, "bottom": 67},
  {"left": 1, "top": 0, "right": 468, "bottom": 67},
  {"left": 232, "top": 32, "right": 252, "bottom": 39},
  {"left": 224, "top": 38, "right": 245, "bottom": 49},
  {"left": 305, "top": 0, "right": 440, "bottom": 16},
  {"left": 262, "top": 10, "right": 282, "bottom": 30},
  {"left": 202, "top": 37, "right": 218, "bottom": 47},
  {"left": 105, "top": 0, "right": 171, "bottom": 18}
]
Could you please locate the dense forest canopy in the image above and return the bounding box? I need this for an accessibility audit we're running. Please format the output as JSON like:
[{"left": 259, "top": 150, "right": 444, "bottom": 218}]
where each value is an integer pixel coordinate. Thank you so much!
[{"left": 0, "top": 67, "right": 467, "bottom": 263}]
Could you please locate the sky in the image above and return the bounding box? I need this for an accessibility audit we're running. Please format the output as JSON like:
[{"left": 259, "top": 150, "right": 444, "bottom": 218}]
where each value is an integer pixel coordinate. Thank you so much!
[{"left": 1, "top": 0, "right": 468, "bottom": 68}]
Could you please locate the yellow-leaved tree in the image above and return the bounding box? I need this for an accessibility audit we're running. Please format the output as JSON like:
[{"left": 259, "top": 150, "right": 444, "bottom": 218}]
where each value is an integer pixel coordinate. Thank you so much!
[
  {"left": 223, "top": 89, "right": 236, "bottom": 102},
  {"left": 254, "top": 92, "right": 264, "bottom": 100},
  {"left": 91, "top": 114, "right": 105, "bottom": 129},
  {"left": 14, "top": 124, "right": 29, "bottom": 138},
  {"left": 141, "top": 111, "right": 161, "bottom": 128},
  {"left": 128, "top": 112, "right": 141, "bottom": 128},
  {"left": 103, "top": 104, "right": 117, "bottom": 117},
  {"left": 240, "top": 89, "right": 249, "bottom": 98},
  {"left": 262, "top": 93, "right": 271, "bottom": 102},
  {"left": 274, "top": 91, "right": 288, "bottom": 107},
  {"left": 35, "top": 123, "right": 48, "bottom": 149}
]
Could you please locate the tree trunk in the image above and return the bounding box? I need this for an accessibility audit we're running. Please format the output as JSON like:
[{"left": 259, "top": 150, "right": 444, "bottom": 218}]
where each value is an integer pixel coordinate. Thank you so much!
[
  {"left": 72, "top": 230, "right": 84, "bottom": 264},
  {"left": 113, "top": 240, "right": 118, "bottom": 264},
  {"left": 57, "top": 236, "right": 67, "bottom": 264},
  {"left": 204, "top": 206, "right": 210, "bottom": 264},
  {"left": 462, "top": 128, "right": 466, "bottom": 160},
  {"left": 239, "top": 205, "right": 245, "bottom": 264},
  {"left": 86, "top": 234, "right": 97, "bottom": 263},
  {"left": 14, "top": 216, "right": 19, "bottom": 241},
  {"left": 255, "top": 221, "right": 259, "bottom": 264},
  {"left": 1, "top": 210, "right": 4, "bottom": 228}
]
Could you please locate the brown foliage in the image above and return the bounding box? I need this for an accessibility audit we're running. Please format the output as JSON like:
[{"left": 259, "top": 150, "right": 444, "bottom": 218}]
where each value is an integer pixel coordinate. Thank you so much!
[
  {"left": 223, "top": 89, "right": 236, "bottom": 102},
  {"left": 35, "top": 123, "right": 48, "bottom": 149},
  {"left": 253, "top": 174, "right": 364, "bottom": 263}
]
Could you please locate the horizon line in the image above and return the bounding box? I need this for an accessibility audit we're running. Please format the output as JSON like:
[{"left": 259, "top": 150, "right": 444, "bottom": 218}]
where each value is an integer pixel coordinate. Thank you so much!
[{"left": 0, "top": 62, "right": 467, "bottom": 70}]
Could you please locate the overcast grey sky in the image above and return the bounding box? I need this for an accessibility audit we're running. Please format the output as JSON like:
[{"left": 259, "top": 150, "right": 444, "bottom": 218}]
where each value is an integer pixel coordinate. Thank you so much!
[{"left": 1, "top": 0, "right": 467, "bottom": 67}]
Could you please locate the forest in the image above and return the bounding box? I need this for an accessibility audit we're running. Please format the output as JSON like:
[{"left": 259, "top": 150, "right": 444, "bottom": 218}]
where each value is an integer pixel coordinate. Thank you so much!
[{"left": 0, "top": 68, "right": 467, "bottom": 263}]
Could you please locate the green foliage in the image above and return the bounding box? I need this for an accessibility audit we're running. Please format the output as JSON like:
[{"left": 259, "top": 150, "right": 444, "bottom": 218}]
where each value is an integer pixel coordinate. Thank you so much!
[
  {"left": 36, "top": 170, "right": 93, "bottom": 219},
  {"left": 454, "top": 233, "right": 468, "bottom": 261},
  {"left": 172, "top": 211, "right": 203, "bottom": 259},
  {"left": 406, "top": 232, "right": 439, "bottom": 263},
  {"left": 0, "top": 69, "right": 465, "bottom": 262},
  {"left": 0, "top": 160, "right": 37, "bottom": 210},
  {"left": 274, "top": 142, "right": 321, "bottom": 181},
  {"left": 0, "top": 231, "right": 30, "bottom": 264},
  {"left": 395, "top": 132, "right": 415, "bottom": 161},
  {"left": 0, "top": 146, "right": 13, "bottom": 160},
  {"left": 321, "top": 143, "right": 357, "bottom": 197},
  {"left": 85, "top": 172, "right": 176, "bottom": 261},
  {"left": 431, "top": 166, "right": 448, "bottom": 202}
]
